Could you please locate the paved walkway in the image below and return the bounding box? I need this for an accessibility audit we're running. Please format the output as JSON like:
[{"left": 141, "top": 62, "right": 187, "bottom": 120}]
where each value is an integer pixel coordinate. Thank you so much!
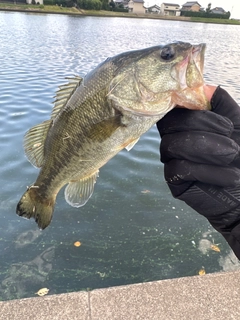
[{"left": 1, "top": 270, "right": 240, "bottom": 319}]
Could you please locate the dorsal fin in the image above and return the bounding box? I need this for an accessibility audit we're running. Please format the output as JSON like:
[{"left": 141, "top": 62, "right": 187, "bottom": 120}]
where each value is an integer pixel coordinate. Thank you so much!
[
  {"left": 51, "top": 76, "right": 83, "bottom": 119},
  {"left": 23, "top": 119, "right": 52, "bottom": 168}
]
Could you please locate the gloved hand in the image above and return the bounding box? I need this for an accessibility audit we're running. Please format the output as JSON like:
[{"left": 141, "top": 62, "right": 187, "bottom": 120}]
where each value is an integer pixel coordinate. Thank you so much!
[{"left": 157, "top": 86, "right": 240, "bottom": 259}]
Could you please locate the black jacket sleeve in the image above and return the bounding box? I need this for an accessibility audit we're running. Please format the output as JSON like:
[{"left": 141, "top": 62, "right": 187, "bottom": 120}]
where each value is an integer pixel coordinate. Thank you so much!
[{"left": 157, "top": 87, "right": 240, "bottom": 259}]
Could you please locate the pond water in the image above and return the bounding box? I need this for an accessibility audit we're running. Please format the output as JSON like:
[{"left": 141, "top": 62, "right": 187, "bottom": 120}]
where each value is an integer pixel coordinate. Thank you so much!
[{"left": 1, "top": 12, "right": 240, "bottom": 301}]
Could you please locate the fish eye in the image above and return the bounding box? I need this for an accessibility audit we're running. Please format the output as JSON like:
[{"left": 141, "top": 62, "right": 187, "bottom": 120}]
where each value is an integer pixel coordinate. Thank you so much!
[{"left": 160, "top": 46, "right": 175, "bottom": 60}]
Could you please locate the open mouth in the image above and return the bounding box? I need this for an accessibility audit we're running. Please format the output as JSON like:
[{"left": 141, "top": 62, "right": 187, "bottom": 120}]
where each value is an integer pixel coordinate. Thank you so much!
[
  {"left": 170, "top": 43, "right": 209, "bottom": 111},
  {"left": 172, "top": 43, "right": 206, "bottom": 89},
  {"left": 191, "top": 43, "right": 206, "bottom": 75}
]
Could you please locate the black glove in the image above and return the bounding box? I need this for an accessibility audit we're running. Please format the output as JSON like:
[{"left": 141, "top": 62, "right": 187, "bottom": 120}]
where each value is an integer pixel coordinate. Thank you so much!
[{"left": 157, "top": 86, "right": 240, "bottom": 259}]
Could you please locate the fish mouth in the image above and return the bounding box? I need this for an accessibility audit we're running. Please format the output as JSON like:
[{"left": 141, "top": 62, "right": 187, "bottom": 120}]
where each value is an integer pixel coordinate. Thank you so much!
[
  {"left": 170, "top": 43, "right": 210, "bottom": 111},
  {"left": 192, "top": 43, "right": 206, "bottom": 75},
  {"left": 172, "top": 43, "right": 206, "bottom": 89}
]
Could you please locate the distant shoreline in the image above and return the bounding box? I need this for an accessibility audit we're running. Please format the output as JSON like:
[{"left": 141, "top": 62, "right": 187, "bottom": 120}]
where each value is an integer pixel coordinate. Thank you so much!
[{"left": 0, "top": 4, "right": 240, "bottom": 25}]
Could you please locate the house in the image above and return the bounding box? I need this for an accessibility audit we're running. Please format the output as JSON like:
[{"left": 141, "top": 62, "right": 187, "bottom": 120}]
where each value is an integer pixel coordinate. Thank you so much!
[
  {"left": 128, "top": 0, "right": 146, "bottom": 14},
  {"left": 147, "top": 4, "right": 161, "bottom": 14},
  {"left": 181, "top": 1, "right": 201, "bottom": 12},
  {"left": 211, "top": 7, "right": 227, "bottom": 14},
  {"left": 114, "top": 0, "right": 124, "bottom": 5},
  {"left": 26, "top": 0, "right": 43, "bottom": 3},
  {"left": 160, "top": 3, "right": 181, "bottom": 16},
  {"left": 114, "top": 0, "right": 129, "bottom": 8}
]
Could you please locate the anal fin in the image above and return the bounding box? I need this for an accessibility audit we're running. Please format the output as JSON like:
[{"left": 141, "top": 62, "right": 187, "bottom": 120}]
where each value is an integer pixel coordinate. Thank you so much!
[{"left": 64, "top": 170, "right": 99, "bottom": 208}]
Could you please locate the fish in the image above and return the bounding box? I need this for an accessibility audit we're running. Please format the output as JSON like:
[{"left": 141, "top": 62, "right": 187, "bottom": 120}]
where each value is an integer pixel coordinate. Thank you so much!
[{"left": 16, "top": 42, "right": 209, "bottom": 230}]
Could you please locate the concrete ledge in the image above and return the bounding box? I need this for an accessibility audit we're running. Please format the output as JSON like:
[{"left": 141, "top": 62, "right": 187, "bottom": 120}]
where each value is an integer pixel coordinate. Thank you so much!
[{"left": 1, "top": 271, "right": 240, "bottom": 319}]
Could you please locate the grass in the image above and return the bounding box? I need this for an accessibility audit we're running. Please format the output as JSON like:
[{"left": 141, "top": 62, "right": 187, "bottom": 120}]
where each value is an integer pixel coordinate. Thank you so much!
[
  {"left": 0, "top": 2, "right": 80, "bottom": 13},
  {"left": 0, "top": 3, "right": 239, "bottom": 24},
  {"left": 190, "top": 16, "right": 240, "bottom": 25}
]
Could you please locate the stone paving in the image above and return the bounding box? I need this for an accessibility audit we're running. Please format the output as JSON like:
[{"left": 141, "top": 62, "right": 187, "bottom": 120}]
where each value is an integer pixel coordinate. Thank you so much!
[{"left": 1, "top": 271, "right": 240, "bottom": 319}]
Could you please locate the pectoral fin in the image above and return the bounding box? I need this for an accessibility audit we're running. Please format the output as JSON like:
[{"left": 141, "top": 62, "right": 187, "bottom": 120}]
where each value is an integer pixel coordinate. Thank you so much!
[
  {"left": 88, "top": 113, "right": 122, "bottom": 143},
  {"left": 125, "top": 138, "right": 139, "bottom": 151},
  {"left": 64, "top": 170, "right": 99, "bottom": 207}
]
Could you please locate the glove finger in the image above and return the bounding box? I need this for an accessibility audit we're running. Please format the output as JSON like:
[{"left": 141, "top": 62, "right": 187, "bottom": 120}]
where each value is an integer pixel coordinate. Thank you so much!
[
  {"left": 211, "top": 86, "right": 240, "bottom": 129},
  {"left": 231, "top": 130, "right": 240, "bottom": 146},
  {"left": 157, "top": 108, "right": 233, "bottom": 137},
  {"left": 164, "top": 159, "right": 240, "bottom": 189},
  {"left": 160, "top": 131, "right": 240, "bottom": 166}
]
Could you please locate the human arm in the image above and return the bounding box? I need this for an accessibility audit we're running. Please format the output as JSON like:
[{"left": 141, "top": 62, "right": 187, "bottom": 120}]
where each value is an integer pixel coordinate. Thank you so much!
[{"left": 157, "top": 86, "right": 240, "bottom": 259}]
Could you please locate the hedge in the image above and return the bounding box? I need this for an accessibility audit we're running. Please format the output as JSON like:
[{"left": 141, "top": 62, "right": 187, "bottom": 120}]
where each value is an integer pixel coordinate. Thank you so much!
[{"left": 181, "top": 10, "right": 230, "bottom": 19}]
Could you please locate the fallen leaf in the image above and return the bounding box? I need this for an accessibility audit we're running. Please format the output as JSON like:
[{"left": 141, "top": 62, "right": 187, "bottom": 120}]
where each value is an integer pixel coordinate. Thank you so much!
[
  {"left": 210, "top": 244, "right": 220, "bottom": 252},
  {"left": 35, "top": 288, "right": 49, "bottom": 296},
  {"left": 141, "top": 190, "right": 150, "bottom": 194},
  {"left": 198, "top": 269, "right": 206, "bottom": 276},
  {"left": 74, "top": 241, "right": 81, "bottom": 247}
]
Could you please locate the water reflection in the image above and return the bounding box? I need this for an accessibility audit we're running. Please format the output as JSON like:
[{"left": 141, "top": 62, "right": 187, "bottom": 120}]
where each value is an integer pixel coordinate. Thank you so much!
[
  {"left": 197, "top": 230, "right": 240, "bottom": 273},
  {"left": 15, "top": 229, "right": 42, "bottom": 249},
  {"left": 0, "top": 226, "right": 54, "bottom": 300},
  {"left": 1, "top": 12, "right": 240, "bottom": 301},
  {"left": 219, "top": 251, "right": 240, "bottom": 272},
  {"left": 1, "top": 246, "right": 54, "bottom": 300}
]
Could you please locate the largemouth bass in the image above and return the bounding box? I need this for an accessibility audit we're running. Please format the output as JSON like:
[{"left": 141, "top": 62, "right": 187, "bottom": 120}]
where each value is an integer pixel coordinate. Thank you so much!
[{"left": 16, "top": 42, "right": 209, "bottom": 229}]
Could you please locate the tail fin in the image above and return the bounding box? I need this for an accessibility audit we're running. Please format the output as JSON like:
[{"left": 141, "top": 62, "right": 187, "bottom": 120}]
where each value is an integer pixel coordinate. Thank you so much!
[{"left": 16, "top": 187, "right": 56, "bottom": 230}]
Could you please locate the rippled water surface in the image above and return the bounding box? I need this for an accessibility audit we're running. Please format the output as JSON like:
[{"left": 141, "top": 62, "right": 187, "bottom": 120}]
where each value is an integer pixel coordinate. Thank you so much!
[{"left": 1, "top": 12, "right": 240, "bottom": 301}]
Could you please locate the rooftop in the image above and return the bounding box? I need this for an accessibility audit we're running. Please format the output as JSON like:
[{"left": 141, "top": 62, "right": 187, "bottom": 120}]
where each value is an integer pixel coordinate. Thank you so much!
[
  {"left": 163, "top": 3, "right": 180, "bottom": 5},
  {"left": 182, "top": 1, "right": 201, "bottom": 7}
]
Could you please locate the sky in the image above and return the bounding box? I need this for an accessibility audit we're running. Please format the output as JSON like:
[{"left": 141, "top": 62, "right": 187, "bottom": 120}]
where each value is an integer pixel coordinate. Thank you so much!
[{"left": 144, "top": 1, "right": 240, "bottom": 19}]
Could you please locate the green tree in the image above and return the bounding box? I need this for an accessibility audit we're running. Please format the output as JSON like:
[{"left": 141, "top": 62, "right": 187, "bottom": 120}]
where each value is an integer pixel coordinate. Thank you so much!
[
  {"left": 77, "top": 0, "right": 102, "bottom": 10},
  {"left": 109, "top": 0, "right": 115, "bottom": 10},
  {"left": 206, "top": 2, "right": 211, "bottom": 13},
  {"left": 100, "top": 0, "right": 109, "bottom": 10}
]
